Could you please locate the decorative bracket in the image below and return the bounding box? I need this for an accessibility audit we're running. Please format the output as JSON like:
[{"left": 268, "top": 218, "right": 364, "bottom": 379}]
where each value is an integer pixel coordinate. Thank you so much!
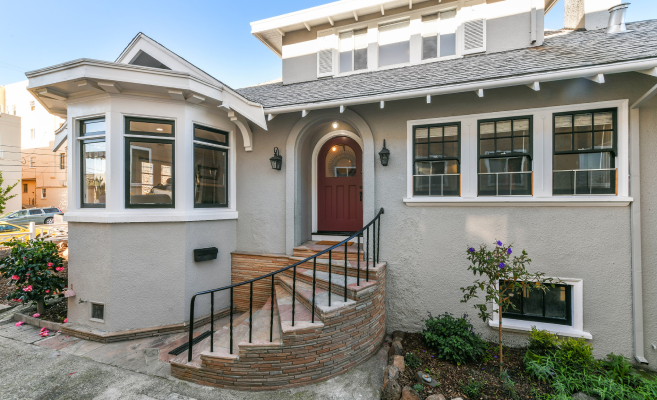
[{"left": 228, "top": 110, "right": 253, "bottom": 152}]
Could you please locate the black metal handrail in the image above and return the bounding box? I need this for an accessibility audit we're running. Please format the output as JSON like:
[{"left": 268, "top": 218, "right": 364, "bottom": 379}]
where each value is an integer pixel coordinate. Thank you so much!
[{"left": 186, "top": 208, "right": 384, "bottom": 362}]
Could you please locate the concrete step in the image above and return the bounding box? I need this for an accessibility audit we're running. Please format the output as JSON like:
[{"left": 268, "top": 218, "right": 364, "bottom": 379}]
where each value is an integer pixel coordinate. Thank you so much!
[
  {"left": 289, "top": 256, "right": 386, "bottom": 281},
  {"left": 274, "top": 284, "right": 324, "bottom": 334},
  {"left": 281, "top": 267, "right": 377, "bottom": 300},
  {"left": 277, "top": 275, "right": 356, "bottom": 321}
]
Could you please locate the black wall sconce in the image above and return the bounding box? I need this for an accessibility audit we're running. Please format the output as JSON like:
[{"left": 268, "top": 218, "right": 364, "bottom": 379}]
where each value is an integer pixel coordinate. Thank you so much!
[
  {"left": 379, "top": 140, "right": 390, "bottom": 166},
  {"left": 270, "top": 147, "right": 282, "bottom": 170}
]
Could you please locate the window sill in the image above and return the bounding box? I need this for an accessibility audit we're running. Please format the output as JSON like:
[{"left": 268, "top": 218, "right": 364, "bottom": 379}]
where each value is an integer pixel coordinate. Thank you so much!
[
  {"left": 64, "top": 209, "right": 238, "bottom": 223},
  {"left": 488, "top": 319, "right": 592, "bottom": 340},
  {"left": 402, "top": 196, "right": 632, "bottom": 207}
]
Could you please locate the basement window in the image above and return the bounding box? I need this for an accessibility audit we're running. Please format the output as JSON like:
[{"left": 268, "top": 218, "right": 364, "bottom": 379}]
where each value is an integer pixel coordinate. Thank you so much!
[
  {"left": 378, "top": 20, "right": 410, "bottom": 67},
  {"left": 90, "top": 302, "right": 105, "bottom": 322},
  {"left": 501, "top": 281, "right": 572, "bottom": 326}
]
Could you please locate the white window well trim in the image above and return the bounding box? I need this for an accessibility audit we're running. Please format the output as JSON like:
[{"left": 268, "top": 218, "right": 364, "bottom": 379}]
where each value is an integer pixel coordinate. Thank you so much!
[
  {"left": 405, "top": 99, "right": 630, "bottom": 205},
  {"left": 89, "top": 301, "right": 105, "bottom": 323},
  {"left": 64, "top": 210, "right": 238, "bottom": 223},
  {"left": 487, "top": 277, "right": 591, "bottom": 339}
]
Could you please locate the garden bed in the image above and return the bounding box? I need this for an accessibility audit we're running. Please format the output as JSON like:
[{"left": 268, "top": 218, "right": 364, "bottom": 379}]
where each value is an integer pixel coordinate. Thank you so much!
[{"left": 398, "top": 332, "right": 552, "bottom": 399}]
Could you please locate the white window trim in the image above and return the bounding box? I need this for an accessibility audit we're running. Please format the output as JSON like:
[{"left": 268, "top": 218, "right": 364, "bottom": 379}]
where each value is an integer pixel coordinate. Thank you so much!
[
  {"left": 404, "top": 99, "right": 631, "bottom": 206},
  {"left": 487, "top": 277, "right": 591, "bottom": 339},
  {"left": 89, "top": 301, "right": 105, "bottom": 323},
  {"left": 192, "top": 121, "right": 234, "bottom": 210}
]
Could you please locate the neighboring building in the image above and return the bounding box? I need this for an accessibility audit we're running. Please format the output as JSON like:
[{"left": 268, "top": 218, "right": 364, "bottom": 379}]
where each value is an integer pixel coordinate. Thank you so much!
[
  {"left": 1, "top": 80, "right": 66, "bottom": 211},
  {"left": 24, "top": 0, "right": 657, "bottom": 389},
  {"left": 0, "top": 112, "right": 23, "bottom": 213}
]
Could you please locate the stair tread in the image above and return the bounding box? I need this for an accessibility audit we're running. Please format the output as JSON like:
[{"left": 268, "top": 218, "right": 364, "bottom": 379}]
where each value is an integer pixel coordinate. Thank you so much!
[
  {"left": 279, "top": 276, "right": 356, "bottom": 315},
  {"left": 289, "top": 256, "right": 386, "bottom": 272},
  {"left": 287, "top": 267, "right": 377, "bottom": 292},
  {"left": 295, "top": 241, "right": 364, "bottom": 254},
  {"left": 274, "top": 284, "right": 324, "bottom": 333},
  {"left": 238, "top": 296, "right": 282, "bottom": 347}
]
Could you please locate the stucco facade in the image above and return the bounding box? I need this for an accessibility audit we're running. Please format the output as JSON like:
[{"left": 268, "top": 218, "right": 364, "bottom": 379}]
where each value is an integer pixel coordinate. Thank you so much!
[{"left": 0, "top": 113, "right": 23, "bottom": 213}]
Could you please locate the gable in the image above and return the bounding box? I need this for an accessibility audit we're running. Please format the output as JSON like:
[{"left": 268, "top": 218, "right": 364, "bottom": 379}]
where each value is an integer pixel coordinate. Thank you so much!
[{"left": 129, "top": 50, "right": 171, "bottom": 70}]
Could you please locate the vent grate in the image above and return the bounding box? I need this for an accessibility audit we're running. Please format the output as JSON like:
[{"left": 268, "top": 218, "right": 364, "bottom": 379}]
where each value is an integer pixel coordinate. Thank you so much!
[
  {"left": 464, "top": 19, "right": 485, "bottom": 51},
  {"left": 168, "top": 330, "right": 211, "bottom": 356}
]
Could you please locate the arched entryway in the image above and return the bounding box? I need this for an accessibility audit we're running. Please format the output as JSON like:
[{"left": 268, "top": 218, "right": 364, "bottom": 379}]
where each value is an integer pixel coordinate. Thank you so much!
[{"left": 317, "top": 136, "right": 363, "bottom": 233}]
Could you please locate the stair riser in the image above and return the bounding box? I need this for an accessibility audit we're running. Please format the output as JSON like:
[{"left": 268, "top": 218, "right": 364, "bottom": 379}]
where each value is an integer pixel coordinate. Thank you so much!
[
  {"left": 280, "top": 270, "right": 359, "bottom": 300},
  {"left": 292, "top": 259, "right": 384, "bottom": 281},
  {"left": 293, "top": 249, "right": 363, "bottom": 262}
]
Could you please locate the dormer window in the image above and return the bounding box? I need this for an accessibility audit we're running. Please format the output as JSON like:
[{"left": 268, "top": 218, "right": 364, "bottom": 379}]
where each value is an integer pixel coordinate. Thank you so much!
[
  {"left": 339, "top": 29, "right": 368, "bottom": 73},
  {"left": 422, "top": 10, "right": 457, "bottom": 60},
  {"left": 378, "top": 20, "right": 410, "bottom": 67}
]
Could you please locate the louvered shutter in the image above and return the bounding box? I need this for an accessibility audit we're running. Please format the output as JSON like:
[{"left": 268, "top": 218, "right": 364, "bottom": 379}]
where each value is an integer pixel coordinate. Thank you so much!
[
  {"left": 463, "top": 18, "right": 486, "bottom": 55},
  {"left": 317, "top": 33, "right": 335, "bottom": 78}
]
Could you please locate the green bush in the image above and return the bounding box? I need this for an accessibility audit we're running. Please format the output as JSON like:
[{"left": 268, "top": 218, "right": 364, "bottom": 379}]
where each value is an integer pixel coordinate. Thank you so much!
[
  {"left": 528, "top": 326, "right": 559, "bottom": 356},
  {"left": 554, "top": 337, "right": 594, "bottom": 369},
  {"left": 422, "top": 312, "right": 487, "bottom": 365},
  {"left": 461, "top": 379, "right": 485, "bottom": 398},
  {"left": 404, "top": 352, "right": 422, "bottom": 370}
]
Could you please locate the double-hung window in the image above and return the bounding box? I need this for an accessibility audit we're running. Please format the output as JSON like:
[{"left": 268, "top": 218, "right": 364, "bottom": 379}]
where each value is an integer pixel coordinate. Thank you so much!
[
  {"left": 124, "top": 117, "right": 175, "bottom": 208},
  {"left": 80, "top": 118, "right": 106, "bottom": 208},
  {"left": 421, "top": 10, "right": 457, "bottom": 60},
  {"left": 553, "top": 109, "right": 616, "bottom": 195},
  {"left": 378, "top": 20, "right": 410, "bottom": 67},
  {"left": 413, "top": 123, "right": 460, "bottom": 196},
  {"left": 193, "top": 125, "right": 228, "bottom": 208},
  {"left": 339, "top": 29, "right": 368, "bottom": 73},
  {"left": 502, "top": 280, "right": 572, "bottom": 326},
  {"left": 478, "top": 117, "right": 532, "bottom": 196}
]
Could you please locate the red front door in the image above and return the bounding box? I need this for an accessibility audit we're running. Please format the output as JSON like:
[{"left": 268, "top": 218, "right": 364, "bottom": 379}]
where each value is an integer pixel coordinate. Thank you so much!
[{"left": 317, "top": 136, "right": 363, "bottom": 232}]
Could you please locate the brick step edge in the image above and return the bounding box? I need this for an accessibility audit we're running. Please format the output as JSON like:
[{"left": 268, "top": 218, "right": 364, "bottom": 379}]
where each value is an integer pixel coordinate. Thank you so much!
[
  {"left": 280, "top": 270, "right": 360, "bottom": 300},
  {"left": 13, "top": 312, "right": 64, "bottom": 332}
]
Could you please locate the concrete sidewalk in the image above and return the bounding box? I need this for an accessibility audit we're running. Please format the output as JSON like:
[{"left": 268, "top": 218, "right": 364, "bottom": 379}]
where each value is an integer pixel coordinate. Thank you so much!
[{"left": 0, "top": 313, "right": 387, "bottom": 400}]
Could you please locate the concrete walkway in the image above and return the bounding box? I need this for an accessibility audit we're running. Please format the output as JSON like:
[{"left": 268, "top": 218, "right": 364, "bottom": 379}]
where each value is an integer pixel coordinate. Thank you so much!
[{"left": 0, "top": 309, "right": 387, "bottom": 400}]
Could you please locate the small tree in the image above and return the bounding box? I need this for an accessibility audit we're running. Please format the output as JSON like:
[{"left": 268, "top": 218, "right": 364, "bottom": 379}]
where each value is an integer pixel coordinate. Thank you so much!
[
  {"left": 460, "top": 240, "right": 554, "bottom": 373},
  {"left": 0, "top": 171, "right": 19, "bottom": 214},
  {"left": 0, "top": 239, "right": 66, "bottom": 313}
]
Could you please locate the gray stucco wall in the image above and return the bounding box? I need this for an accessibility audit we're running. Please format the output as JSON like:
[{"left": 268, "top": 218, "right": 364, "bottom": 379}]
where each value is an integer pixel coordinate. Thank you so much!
[
  {"left": 237, "top": 72, "right": 657, "bottom": 361},
  {"left": 68, "top": 220, "right": 235, "bottom": 332}
]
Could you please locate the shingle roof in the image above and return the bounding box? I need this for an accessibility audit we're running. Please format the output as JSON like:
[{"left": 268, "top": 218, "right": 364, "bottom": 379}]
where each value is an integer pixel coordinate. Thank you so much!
[{"left": 236, "top": 20, "right": 657, "bottom": 109}]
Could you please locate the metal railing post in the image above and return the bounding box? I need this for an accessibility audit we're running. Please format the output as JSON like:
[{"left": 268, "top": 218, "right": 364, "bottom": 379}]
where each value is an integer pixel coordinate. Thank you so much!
[
  {"left": 270, "top": 275, "right": 274, "bottom": 342},
  {"left": 328, "top": 251, "right": 332, "bottom": 307},
  {"left": 249, "top": 282, "right": 253, "bottom": 343},
  {"left": 188, "top": 296, "right": 196, "bottom": 362},
  {"left": 312, "top": 258, "right": 316, "bottom": 323},
  {"left": 372, "top": 220, "right": 376, "bottom": 281},
  {"left": 292, "top": 266, "right": 296, "bottom": 327},
  {"left": 210, "top": 292, "right": 214, "bottom": 352},
  {"left": 377, "top": 213, "right": 381, "bottom": 265},
  {"left": 229, "top": 287, "right": 234, "bottom": 354},
  {"left": 366, "top": 227, "right": 370, "bottom": 282},
  {"left": 356, "top": 234, "right": 360, "bottom": 286},
  {"left": 344, "top": 242, "right": 348, "bottom": 302}
]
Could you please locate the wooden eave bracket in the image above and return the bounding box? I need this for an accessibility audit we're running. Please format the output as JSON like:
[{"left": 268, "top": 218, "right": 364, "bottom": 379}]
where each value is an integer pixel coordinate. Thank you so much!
[
  {"left": 228, "top": 110, "right": 254, "bottom": 152},
  {"left": 38, "top": 87, "right": 68, "bottom": 101},
  {"left": 97, "top": 81, "right": 122, "bottom": 94}
]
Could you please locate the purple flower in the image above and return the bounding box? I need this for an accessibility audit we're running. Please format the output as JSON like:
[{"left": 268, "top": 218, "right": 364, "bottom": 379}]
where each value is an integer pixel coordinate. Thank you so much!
[
  {"left": 468, "top": 247, "right": 475, "bottom": 253},
  {"left": 494, "top": 356, "right": 497, "bottom": 358},
  {"left": 498, "top": 262, "right": 505, "bottom": 269},
  {"left": 496, "top": 240, "right": 503, "bottom": 247},
  {"left": 507, "top": 248, "right": 512, "bottom": 255}
]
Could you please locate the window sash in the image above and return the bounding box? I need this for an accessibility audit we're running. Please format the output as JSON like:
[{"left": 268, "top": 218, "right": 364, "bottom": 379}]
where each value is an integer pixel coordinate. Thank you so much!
[
  {"left": 379, "top": 20, "right": 410, "bottom": 67},
  {"left": 194, "top": 143, "right": 228, "bottom": 208},
  {"left": 552, "top": 109, "right": 617, "bottom": 157},
  {"left": 501, "top": 281, "right": 573, "bottom": 326},
  {"left": 339, "top": 29, "right": 368, "bottom": 73},
  {"left": 124, "top": 137, "right": 175, "bottom": 209},
  {"left": 413, "top": 123, "right": 460, "bottom": 197},
  {"left": 125, "top": 117, "right": 175, "bottom": 137},
  {"left": 80, "top": 138, "right": 106, "bottom": 208},
  {"left": 193, "top": 124, "right": 228, "bottom": 146}
]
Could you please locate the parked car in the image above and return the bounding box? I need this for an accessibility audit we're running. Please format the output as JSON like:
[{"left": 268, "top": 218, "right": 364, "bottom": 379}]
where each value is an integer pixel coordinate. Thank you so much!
[
  {"left": 0, "top": 221, "right": 46, "bottom": 243},
  {"left": 0, "top": 207, "right": 64, "bottom": 225}
]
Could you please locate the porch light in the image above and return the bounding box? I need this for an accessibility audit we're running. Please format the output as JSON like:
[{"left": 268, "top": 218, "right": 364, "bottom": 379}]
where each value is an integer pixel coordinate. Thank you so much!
[
  {"left": 379, "top": 140, "right": 390, "bottom": 166},
  {"left": 332, "top": 122, "right": 338, "bottom": 129},
  {"left": 270, "top": 147, "right": 282, "bottom": 170}
]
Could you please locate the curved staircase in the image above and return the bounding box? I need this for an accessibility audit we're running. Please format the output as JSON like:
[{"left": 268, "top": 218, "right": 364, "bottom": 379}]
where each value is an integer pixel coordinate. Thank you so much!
[{"left": 170, "top": 210, "right": 386, "bottom": 390}]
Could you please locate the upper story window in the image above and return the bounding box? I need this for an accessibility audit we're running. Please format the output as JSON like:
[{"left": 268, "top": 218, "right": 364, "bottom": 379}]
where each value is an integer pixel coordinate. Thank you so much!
[
  {"left": 193, "top": 124, "right": 228, "bottom": 208},
  {"left": 422, "top": 10, "right": 457, "bottom": 60},
  {"left": 339, "top": 29, "right": 368, "bottom": 73},
  {"left": 478, "top": 117, "right": 532, "bottom": 196},
  {"left": 553, "top": 109, "right": 617, "bottom": 196},
  {"left": 80, "top": 118, "right": 106, "bottom": 208},
  {"left": 125, "top": 117, "right": 175, "bottom": 208},
  {"left": 379, "top": 20, "right": 410, "bottom": 67},
  {"left": 413, "top": 123, "right": 460, "bottom": 196}
]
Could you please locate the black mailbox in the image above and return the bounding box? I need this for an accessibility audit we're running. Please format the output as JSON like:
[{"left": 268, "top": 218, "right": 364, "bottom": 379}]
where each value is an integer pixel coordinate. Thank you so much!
[{"left": 194, "top": 247, "right": 218, "bottom": 262}]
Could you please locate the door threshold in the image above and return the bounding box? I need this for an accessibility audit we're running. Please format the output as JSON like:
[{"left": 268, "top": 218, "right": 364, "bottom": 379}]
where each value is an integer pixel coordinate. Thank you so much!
[{"left": 311, "top": 232, "right": 356, "bottom": 242}]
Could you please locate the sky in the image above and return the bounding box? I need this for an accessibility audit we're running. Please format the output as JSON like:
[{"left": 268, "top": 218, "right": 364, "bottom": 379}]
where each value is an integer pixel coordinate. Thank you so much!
[{"left": 0, "top": 0, "right": 655, "bottom": 89}]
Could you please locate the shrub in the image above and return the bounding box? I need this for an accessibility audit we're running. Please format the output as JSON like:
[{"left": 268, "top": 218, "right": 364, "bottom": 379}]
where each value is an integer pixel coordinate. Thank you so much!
[
  {"left": 461, "top": 379, "right": 485, "bottom": 398},
  {"left": 404, "top": 352, "right": 422, "bottom": 370},
  {"left": 602, "top": 353, "right": 636, "bottom": 385},
  {"left": 422, "top": 312, "right": 487, "bottom": 365},
  {"left": 0, "top": 239, "right": 66, "bottom": 313},
  {"left": 554, "top": 337, "right": 594, "bottom": 369},
  {"left": 528, "top": 326, "right": 559, "bottom": 356}
]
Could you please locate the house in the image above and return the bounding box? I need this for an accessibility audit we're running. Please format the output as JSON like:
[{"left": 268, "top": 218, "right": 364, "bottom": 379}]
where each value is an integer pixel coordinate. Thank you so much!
[
  {"left": 0, "top": 80, "right": 67, "bottom": 210},
  {"left": 0, "top": 112, "right": 22, "bottom": 213},
  {"left": 24, "top": 0, "right": 657, "bottom": 390}
]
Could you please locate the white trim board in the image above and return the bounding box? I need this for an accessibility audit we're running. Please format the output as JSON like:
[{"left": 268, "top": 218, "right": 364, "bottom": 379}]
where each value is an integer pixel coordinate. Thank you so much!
[{"left": 405, "top": 99, "right": 630, "bottom": 204}]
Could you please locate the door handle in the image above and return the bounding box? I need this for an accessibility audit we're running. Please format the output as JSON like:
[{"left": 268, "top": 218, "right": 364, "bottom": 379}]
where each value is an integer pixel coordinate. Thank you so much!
[{"left": 360, "top": 192, "right": 362, "bottom": 201}]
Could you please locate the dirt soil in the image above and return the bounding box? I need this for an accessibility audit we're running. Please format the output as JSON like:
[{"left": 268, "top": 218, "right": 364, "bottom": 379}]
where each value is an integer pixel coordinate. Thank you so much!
[{"left": 399, "top": 333, "right": 553, "bottom": 400}]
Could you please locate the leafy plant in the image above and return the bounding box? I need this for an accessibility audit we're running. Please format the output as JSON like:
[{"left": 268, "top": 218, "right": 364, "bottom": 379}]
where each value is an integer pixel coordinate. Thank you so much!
[
  {"left": 602, "top": 353, "right": 635, "bottom": 385},
  {"left": 405, "top": 352, "right": 422, "bottom": 370},
  {"left": 528, "top": 326, "right": 559, "bottom": 356},
  {"left": 461, "top": 378, "right": 485, "bottom": 398},
  {"left": 412, "top": 384, "right": 424, "bottom": 393},
  {"left": 500, "top": 369, "right": 518, "bottom": 399},
  {"left": 461, "top": 240, "right": 555, "bottom": 372},
  {"left": 0, "top": 171, "right": 18, "bottom": 214},
  {"left": 0, "top": 239, "right": 66, "bottom": 313},
  {"left": 554, "top": 337, "right": 594, "bottom": 369},
  {"left": 422, "top": 312, "right": 488, "bottom": 365}
]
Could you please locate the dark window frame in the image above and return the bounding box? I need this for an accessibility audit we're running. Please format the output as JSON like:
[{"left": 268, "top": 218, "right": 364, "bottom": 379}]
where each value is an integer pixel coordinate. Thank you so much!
[
  {"left": 80, "top": 117, "right": 106, "bottom": 209},
  {"left": 124, "top": 117, "right": 175, "bottom": 138},
  {"left": 477, "top": 116, "right": 533, "bottom": 196},
  {"left": 124, "top": 136, "right": 176, "bottom": 209},
  {"left": 60, "top": 153, "right": 66, "bottom": 169},
  {"left": 193, "top": 124, "right": 228, "bottom": 147},
  {"left": 412, "top": 121, "right": 461, "bottom": 197},
  {"left": 80, "top": 118, "right": 106, "bottom": 137},
  {"left": 501, "top": 280, "right": 573, "bottom": 326},
  {"left": 193, "top": 142, "right": 229, "bottom": 208}
]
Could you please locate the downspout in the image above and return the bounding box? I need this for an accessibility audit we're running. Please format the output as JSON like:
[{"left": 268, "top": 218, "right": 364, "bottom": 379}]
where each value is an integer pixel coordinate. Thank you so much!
[{"left": 629, "top": 107, "right": 649, "bottom": 364}]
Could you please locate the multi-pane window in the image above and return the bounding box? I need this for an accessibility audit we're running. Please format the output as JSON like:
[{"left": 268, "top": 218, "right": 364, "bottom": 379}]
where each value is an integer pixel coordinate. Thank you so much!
[
  {"left": 478, "top": 117, "right": 532, "bottom": 196},
  {"left": 339, "top": 29, "right": 368, "bottom": 73},
  {"left": 80, "top": 118, "right": 106, "bottom": 208},
  {"left": 41, "top": 188, "right": 47, "bottom": 199},
  {"left": 193, "top": 125, "right": 228, "bottom": 208},
  {"left": 553, "top": 109, "right": 616, "bottom": 195},
  {"left": 125, "top": 117, "right": 175, "bottom": 208},
  {"left": 413, "top": 123, "right": 460, "bottom": 196},
  {"left": 503, "top": 281, "right": 572, "bottom": 326},
  {"left": 421, "top": 10, "right": 457, "bottom": 60},
  {"left": 378, "top": 20, "right": 410, "bottom": 67}
]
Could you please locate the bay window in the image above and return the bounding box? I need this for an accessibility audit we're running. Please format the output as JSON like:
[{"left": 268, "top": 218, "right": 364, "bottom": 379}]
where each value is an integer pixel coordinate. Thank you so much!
[
  {"left": 478, "top": 117, "right": 532, "bottom": 196},
  {"left": 379, "top": 20, "right": 410, "bottom": 67},
  {"left": 553, "top": 109, "right": 617, "bottom": 195},
  {"left": 413, "top": 123, "right": 460, "bottom": 196},
  {"left": 339, "top": 29, "right": 368, "bottom": 73},
  {"left": 193, "top": 124, "right": 228, "bottom": 208},
  {"left": 80, "top": 118, "right": 106, "bottom": 208},
  {"left": 125, "top": 117, "right": 175, "bottom": 208}
]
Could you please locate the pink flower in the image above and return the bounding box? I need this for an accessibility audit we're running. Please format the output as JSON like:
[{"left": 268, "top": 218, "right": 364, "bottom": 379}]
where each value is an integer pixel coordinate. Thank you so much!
[
  {"left": 11, "top": 275, "right": 19, "bottom": 280},
  {"left": 40, "top": 327, "right": 47, "bottom": 332},
  {"left": 32, "top": 313, "right": 40, "bottom": 318},
  {"left": 45, "top": 290, "right": 49, "bottom": 293},
  {"left": 55, "top": 267, "right": 64, "bottom": 272},
  {"left": 13, "top": 298, "right": 22, "bottom": 302},
  {"left": 15, "top": 321, "right": 24, "bottom": 327},
  {"left": 63, "top": 318, "right": 68, "bottom": 323},
  {"left": 22, "top": 285, "right": 33, "bottom": 292},
  {"left": 47, "top": 262, "right": 53, "bottom": 267}
]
